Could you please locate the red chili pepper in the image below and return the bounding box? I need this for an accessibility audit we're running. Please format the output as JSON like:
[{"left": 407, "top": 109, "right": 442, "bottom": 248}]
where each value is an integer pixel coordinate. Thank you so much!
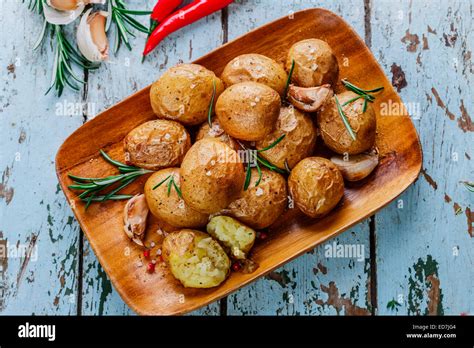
[
  {"left": 147, "top": 262, "right": 156, "bottom": 273},
  {"left": 143, "top": 249, "right": 151, "bottom": 258},
  {"left": 143, "top": 0, "right": 234, "bottom": 56},
  {"left": 151, "top": 0, "right": 182, "bottom": 23}
]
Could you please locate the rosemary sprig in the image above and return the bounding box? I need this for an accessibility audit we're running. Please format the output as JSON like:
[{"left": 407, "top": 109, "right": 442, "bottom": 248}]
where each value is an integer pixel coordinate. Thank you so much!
[
  {"left": 46, "top": 25, "right": 100, "bottom": 97},
  {"left": 335, "top": 95, "right": 357, "bottom": 141},
  {"left": 68, "top": 150, "right": 153, "bottom": 209},
  {"left": 240, "top": 137, "right": 287, "bottom": 190},
  {"left": 341, "top": 79, "right": 384, "bottom": 113},
  {"left": 283, "top": 59, "right": 295, "bottom": 100},
  {"left": 152, "top": 175, "right": 182, "bottom": 198},
  {"left": 109, "top": 0, "right": 151, "bottom": 54},
  {"left": 208, "top": 80, "right": 217, "bottom": 127}
]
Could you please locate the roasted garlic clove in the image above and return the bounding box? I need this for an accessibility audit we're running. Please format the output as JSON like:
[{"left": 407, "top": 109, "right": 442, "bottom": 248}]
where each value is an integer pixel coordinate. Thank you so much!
[
  {"left": 123, "top": 194, "right": 149, "bottom": 246},
  {"left": 287, "top": 84, "right": 333, "bottom": 112},
  {"left": 330, "top": 152, "right": 379, "bottom": 181},
  {"left": 43, "top": 1, "right": 86, "bottom": 25},
  {"left": 76, "top": 9, "right": 109, "bottom": 62},
  {"left": 48, "top": 0, "right": 105, "bottom": 11}
]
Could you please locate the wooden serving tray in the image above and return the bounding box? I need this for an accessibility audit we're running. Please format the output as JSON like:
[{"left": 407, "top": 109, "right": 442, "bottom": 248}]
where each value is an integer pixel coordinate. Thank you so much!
[{"left": 56, "top": 8, "right": 422, "bottom": 315}]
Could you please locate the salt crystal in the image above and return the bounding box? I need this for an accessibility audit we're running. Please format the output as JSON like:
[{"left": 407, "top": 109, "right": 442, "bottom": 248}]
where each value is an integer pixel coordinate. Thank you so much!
[{"left": 255, "top": 187, "right": 264, "bottom": 196}]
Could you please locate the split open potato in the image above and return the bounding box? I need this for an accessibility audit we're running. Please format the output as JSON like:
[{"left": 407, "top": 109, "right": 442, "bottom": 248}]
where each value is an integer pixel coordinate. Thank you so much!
[
  {"left": 206, "top": 216, "right": 256, "bottom": 260},
  {"left": 162, "top": 229, "right": 231, "bottom": 288}
]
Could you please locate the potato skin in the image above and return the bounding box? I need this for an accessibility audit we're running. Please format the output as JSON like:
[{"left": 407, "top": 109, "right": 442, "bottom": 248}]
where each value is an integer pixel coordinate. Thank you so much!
[
  {"left": 150, "top": 64, "right": 224, "bottom": 126},
  {"left": 180, "top": 138, "right": 245, "bottom": 214},
  {"left": 162, "top": 229, "right": 230, "bottom": 288},
  {"left": 144, "top": 168, "right": 208, "bottom": 228},
  {"left": 286, "top": 39, "right": 339, "bottom": 87},
  {"left": 288, "top": 157, "right": 344, "bottom": 218},
  {"left": 124, "top": 120, "right": 191, "bottom": 170},
  {"left": 317, "top": 91, "right": 376, "bottom": 155},
  {"left": 256, "top": 106, "right": 317, "bottom": 170},
  {"left": 195, "top": 117, "right": 239, "bottom": 151},
  {"left": 227, "top": 168, "right": 287, "bottom": 229},
  {"left": 215, "top": 82, "right": 281, "bottom": 141},
  {"left": 221, "top": 54, "right": 288, "bottom": 95},
  {"left": 206, "top": 216, "right": 256, "bottom": 260}
]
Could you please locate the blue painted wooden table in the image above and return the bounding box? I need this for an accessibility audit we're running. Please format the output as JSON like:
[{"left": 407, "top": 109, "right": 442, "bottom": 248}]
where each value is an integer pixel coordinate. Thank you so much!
[{"left": 0, "top": 0, "right": 472, "bottom": 315}]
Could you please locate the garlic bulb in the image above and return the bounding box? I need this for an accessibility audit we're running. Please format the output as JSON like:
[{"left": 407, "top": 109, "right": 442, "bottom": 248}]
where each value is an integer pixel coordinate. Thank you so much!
[
  {"left": 123, "top": 194, "right": 149, "bottom": 247},
  {"left": 48, "top": 0, "right": 105, "bottom": 11},
  {"left": 77, "top": 9, "right": 109, "bottom": 62},
  {"left": 330, "top": 152, "right": 379, "bottom": 182}
]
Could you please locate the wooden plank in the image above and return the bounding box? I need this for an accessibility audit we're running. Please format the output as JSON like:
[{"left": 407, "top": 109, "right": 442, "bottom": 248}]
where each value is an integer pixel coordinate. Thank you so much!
[
  {"left": 80, "top": 0, "right": 226, "bottom": 315},
  {"left": 0, "top": 2, "right": 83, "bottom": 313},
  {"left": 370, "top": 0, "right": 473, "bottom": 315},
  {"left": 226, "top": 0, "right": 373, "bottom": 315}
]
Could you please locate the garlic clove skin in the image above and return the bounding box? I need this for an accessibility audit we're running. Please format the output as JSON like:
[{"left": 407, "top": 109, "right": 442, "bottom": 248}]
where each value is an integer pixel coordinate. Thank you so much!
[
  {"left": 123, "top": 194, "right": 149, "bottom": 247},
  {"left": 48, "top": 0, "right": 105, "bottom": 11},
  {"left": 288, "top": 84, "right": 333, "bottom": 112},
  {"left": 43, "top": 1, "right": 85, "bottom": 25},
  {"left": 77, "top": 9, "right": 109, "bottom": 62},
  {"left": 330, "top": 152, "right": 379, "bottom": 181}
]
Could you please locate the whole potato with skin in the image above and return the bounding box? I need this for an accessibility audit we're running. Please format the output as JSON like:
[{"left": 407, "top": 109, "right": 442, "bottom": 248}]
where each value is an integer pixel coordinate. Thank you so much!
[
  {"left": 286, "top": 39, "right": 339, "bottom": 87},
  {"left": 124, "top": 120, "right": 190, "bottom": 170},
  {"left": 226, "top": 168, "right": 287, "bottom": 229},
  {"left": 144, "top": 168, "right": 208, "bottom": 229},
  {"left": 221, "top": 54, "right": 288, "bottom": 95},
  {"left": 215, "top": 82, "right": 281, "bottom": 141},
  {"left": 256, "top": 106, "right": 317, "bottom": 170},
  {"left": 288, "top": 157, "right": 344, "bottom": 218},
  {"left": 195, "top": 117, "right": 239, "bottom": 151},
  {"left": 317, "top": 91, "right": 376, "bottom": 155},
  {"left": 150, "top": 64, "right": 224, "bottom": 126},
  {"left": 180, "top": 138, "right": 245, "bottom": 214},
  {"left": 162, "top": 229, "right": 230, "bottom": 288}
]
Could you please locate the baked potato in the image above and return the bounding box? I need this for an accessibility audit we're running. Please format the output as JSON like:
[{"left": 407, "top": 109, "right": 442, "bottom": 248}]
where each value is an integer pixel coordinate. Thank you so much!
[
  {"left": 215, "top": 81, "right": 281, "bottom": 141},
  {"left": 288, "top": 157, "right": 344, "bottom": 218},
  {"left": 317, "top": 91, "right": 376, "bottom": 155},
  {"left": 162, "top": 229, "right": 230, "bottom": 288},
  {"left": 286, "top": 39, "right": 339, "bottom": 87},
  {"left": 180, "top": 138, "right": 245, "bottom": 214},
  {"left": 124, "top": 119, "right": 190, "bottom": 170},
  {"left": 206, "top": 216, "right": 256, "bottom": 260},
  {"left": 226, "top": 168, "right": 288, "bottom": 229},
  {"left": 150, "top": 63, "right": 225, "bottom": 125},
  {"left": 144, "top": 168, "right": 209, "bottom": 228},
  {"left": 255, "top": 106, "right": 317, "bottom": 170},
  {"left": 221, "top": 53, "right": 288, "bottom": 95},
  {"left": 195, "top": 117, "right": 239, "bottom": 151}
]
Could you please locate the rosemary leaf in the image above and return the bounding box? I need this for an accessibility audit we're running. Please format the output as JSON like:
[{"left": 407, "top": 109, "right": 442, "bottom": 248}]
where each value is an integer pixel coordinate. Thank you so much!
[
  {"left": 335, "top": 95, "right": 357, "bottom": 141},
  {"left": 257, "top": 134, "right": 285, "bottom": 152},
  {"left": 243, "top": 161, "right": 252, "bottom": 191},
  {"left": 283, "top": 59, "right": 295, "bottom": 99},
  {"left": 208, "top": 79, "right": 216, "bottom": 127},
  {"left": 152, "top": 175, "right": 171, "bottom": 190}
]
